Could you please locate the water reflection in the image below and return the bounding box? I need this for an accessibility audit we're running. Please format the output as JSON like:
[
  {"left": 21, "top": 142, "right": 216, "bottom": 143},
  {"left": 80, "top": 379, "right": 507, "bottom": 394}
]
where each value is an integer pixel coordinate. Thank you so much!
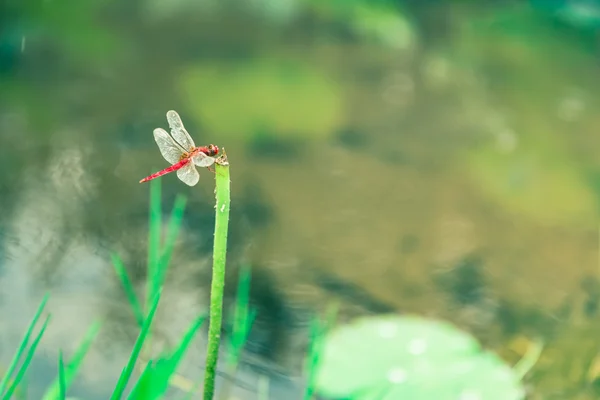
[
  {"left": 1, "top": 1, "right": 600, "bottom": 398},
  {"left": 0, "top": 131, "right": 308, "bottom": 398}
]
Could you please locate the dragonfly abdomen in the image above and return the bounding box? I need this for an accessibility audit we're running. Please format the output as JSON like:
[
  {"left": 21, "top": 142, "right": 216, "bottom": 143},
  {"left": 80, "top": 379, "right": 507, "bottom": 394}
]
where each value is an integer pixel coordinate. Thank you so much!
[{"left": 139, "top": 159, "right": 190, "bottom": 183}]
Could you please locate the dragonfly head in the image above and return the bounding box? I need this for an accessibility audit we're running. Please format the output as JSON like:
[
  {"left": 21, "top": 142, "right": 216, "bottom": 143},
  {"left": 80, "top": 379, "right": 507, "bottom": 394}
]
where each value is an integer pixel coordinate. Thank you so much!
[{"left": 206, "top": 144, "right": 219, "bottom": 157}]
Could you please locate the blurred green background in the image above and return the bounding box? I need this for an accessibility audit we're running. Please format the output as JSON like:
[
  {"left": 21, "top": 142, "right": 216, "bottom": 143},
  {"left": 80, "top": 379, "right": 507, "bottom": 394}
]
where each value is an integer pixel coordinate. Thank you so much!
[{"left": 1, "top": 0, "right": 600, "bottom": 398}]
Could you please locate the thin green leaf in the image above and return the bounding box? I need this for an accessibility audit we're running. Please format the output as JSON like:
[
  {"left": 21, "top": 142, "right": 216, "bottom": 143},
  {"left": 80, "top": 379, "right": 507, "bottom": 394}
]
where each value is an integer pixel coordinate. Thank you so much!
[
  {"left": 227, "top": 264, "right": 254, "bottom": 369},
  {"left": 231, "top": 264, "right": 251, "bottom": 348},
  {"left": 18, "top": 375, "right": 27, "bottom": 400},
  {"left": 303, "top": 317, "right": 322, "bottom": 400},
  {"left": 4, "top": 315, "right": 51, "bottom": 400},
  {"left": 227, "top": 309, "right": 256, "bottom": 369},
  {"left": 144, "top": 178, "right": 163, "bottom": 353},
  {"left": 303, "top": 303, "right": 339, "bottom": 400},
  {"left": 127, "top": 359, "right": 155, "bottom": 400},
  {"left": 147, "top": 178, "right": 162, "bottom": 315},
  {"left": 42, "top": 320, "right": 101, "bottom": 400},
  {"left": 0, "top": 294, "right": 49, "bottom": 395},
  {"left": 158, "top": 194, "right": 187, "bottom": 274},
  {"left": 111, "top": 253, "right": 144, "bottom": 327},
  {"left": 513, "top": 338, "right": 544, "bottom": 379},
  {"left": 110, "top": 290, "right": 162, "bottom": 400},
  {"left": 57, "top": 351, "right": 66, "bottom": 400},
  {"left": 130, "top": 358, "right": 168, "bottom": 400},
  {"left": 14, "top": 373, "right": 27, "bottom": 400},
  {"left": 132, "top": 315, "right": 206, "bottom": 400},
  {"left": 169, "top": 315, "right": 206, "bottom": 368}
]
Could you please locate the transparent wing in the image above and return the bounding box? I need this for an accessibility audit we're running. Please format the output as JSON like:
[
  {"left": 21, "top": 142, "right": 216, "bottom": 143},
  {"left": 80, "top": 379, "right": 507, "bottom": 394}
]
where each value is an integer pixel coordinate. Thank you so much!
[
  {"left": 166, "top": 110, "right": 196, "bottom": 151},
  {"left": 153, "top": 128, "right": 185, "bottom": 164},
  {"left": 176, "top": 162, "right": 200, "bottom": 186},
  {"left": 192, "top": 152, "right": 216, "bottom": 167}
]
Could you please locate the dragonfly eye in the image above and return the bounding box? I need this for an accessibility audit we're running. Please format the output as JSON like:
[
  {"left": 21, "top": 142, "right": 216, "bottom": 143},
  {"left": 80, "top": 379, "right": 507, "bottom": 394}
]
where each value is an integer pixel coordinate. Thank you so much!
[{"left": 208, "top": 144, "right": 219, "bottom": 156}]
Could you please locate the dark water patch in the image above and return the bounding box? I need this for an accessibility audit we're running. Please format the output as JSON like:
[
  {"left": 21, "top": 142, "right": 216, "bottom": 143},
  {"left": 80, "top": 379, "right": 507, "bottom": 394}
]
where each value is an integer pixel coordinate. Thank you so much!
[
  {"left": 581, "top": 275, "right": 600, "bottom": 318},
  {"left": 246, "top": 129, "right": 304, "bottom": 162},
  {"left": 0, "top": 27, "right": 22, "bottom": 75},
  {"left": 333, "top": 127, "right": 371, "bottom": 150},
  {"left": 355, "top": 64, "right": 388, "bottom": 83},
  {"left": 398, "top": 234, "right": 420, "bottom": 255},
  {"left": 308, "top": 265, "right": 397, "bottom": 314},
  {"left": 378, "top": 148, "right": 411, "bottom": 165},
  {"left": 113, "top": 110, "right": 167, "bottom": 151},
  {"left": 496, "top": 298, "right": 562, "bottom": 340},
  {"left": 433, "top": 254, "right": 487, "bottom": 307},
  {"left": 584, "top": 169, "right": 600, "bottom": 213},
  {"left": 236, "top": 182, "right": 276, "bottom": 230},
  {"left": 224, "top": 264, "right": 295, "bottom": 363}
]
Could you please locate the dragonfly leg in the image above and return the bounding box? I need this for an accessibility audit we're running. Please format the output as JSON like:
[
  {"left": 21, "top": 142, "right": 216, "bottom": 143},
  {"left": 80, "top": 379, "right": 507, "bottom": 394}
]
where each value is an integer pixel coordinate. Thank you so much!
[{"left": 207, "top": 165, "right": 216, "bottom": 173}]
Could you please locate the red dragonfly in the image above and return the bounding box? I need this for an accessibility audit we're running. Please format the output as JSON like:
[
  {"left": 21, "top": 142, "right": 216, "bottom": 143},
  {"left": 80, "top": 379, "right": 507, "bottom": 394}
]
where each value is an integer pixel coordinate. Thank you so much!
[{"left": 139, "top": 110, "right": 220, "bottom": 186}]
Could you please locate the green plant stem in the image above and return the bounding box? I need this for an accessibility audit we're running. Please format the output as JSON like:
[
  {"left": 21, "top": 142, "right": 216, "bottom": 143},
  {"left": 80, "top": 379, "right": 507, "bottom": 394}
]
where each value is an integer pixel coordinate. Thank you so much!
[
  {"left": 203, "top": 158, "right": 231, "bottom": 400},
  {"left": 513, "top": 338, "right": 544, "bottom": 380}
]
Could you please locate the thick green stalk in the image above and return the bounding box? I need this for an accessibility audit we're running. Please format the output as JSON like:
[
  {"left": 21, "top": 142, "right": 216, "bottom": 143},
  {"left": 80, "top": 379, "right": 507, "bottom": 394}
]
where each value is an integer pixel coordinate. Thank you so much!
[{"left": 203, "top": 155, "right": 231, "bottom": 400}]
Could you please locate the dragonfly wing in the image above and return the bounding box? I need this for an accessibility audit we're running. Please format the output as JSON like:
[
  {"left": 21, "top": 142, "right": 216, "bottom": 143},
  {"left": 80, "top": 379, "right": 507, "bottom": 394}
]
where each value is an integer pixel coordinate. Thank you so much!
[
  {"left": 166, "top": 110, "right": 196, "bottom": 151},
  {"left": 192, "top": 152, "right": 216, "bottom": 167},
  {"left": 176, "top": 162, "right": 200, "bottom": 186},
  {"left": 153, "top": 128, "right": 185, "bottom": 164}
]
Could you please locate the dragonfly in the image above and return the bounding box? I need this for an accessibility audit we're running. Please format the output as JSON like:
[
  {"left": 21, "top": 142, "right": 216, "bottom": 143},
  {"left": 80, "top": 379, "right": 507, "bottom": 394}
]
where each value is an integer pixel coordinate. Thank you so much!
[{"left": 139, "top": 110, "right": 220, "bottom": 186}]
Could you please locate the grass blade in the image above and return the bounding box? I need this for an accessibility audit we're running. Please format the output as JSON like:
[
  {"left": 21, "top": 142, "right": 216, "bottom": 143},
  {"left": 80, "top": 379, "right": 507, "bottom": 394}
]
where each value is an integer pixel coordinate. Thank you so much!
[
  {"left": 147, "top": 177, "right": 162, "bottom": 316},
  {"left": 16, "top": 374, "right": 27, "bottom": 400},
  {"left": 3, "top": 315, "right": 51, "bottom": 400},
  {"left": 220, "top": 264, "right": 256, "bottom": 400},
  {"left": 228, "top": 264, "right": 255, "bottom": 367},
  {"left": 514, "top": 338, "right": 544, "bottom": 379},
  {"left": 111, "top": 253, "right": 144, "bottom": 327},
  {"left": 303, "top": 317, "right": 322, "bottom": 400},
  {"left": 169, "top": 315, "right": 206, "bottom": 370},
  {"left": 0, "top": 294, "right": 49, "bottom": 395},
  {"left": 12, "top": 373, "right": 27, "bottom": 400},
  {"left": 57, "top": 351, "right": 66, "bottom": 400},
  {"left": 42, "top": 320, "right": 102, "bottom": 400},
  {"left": 110, "top": 290, "right": 162, "bottom": 400},
  {"left": 159, "top": 194, "right": 187, "bottom": 273},
  {"left": 143, "top": 178, "right": 163, "bottom": 354},
  {"left": 303, "top": 303, "right": 339, "bottom": 400},
  {"left": 127, "top": 360, "right": 155, "bottom": 400},
  {"left": 130, "top": 315, "right": 206, "bottom": 400}
]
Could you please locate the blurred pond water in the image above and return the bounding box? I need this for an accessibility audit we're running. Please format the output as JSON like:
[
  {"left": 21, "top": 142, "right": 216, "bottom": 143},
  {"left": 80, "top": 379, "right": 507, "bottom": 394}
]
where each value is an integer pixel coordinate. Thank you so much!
[{"left": 1, "top": 0, "right": 600, "bottom": 398}]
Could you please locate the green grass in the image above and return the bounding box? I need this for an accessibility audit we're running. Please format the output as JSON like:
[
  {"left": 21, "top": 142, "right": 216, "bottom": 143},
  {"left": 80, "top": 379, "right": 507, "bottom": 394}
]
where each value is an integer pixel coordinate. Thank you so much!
[
  {"left": 0, "top": 294, "right": 100, "bottom": 400},
  {"left": 110, "top": 290, "right": 162, "bottom": 400},
  {"left": 42, "top": 321, "right": 101, "bottom": 400},
  {"left": 108, "top": 177, "right": 211, "bottom": 399},
  {"left": 227, "top": 263, "right": 256, "bottom": 369},
  {"left": 109, "top": 158, "right": 234, "bottom": 400},
  {"left": 303, "top": 302, "right": 338, "bottom": 400},
  {"left": 0, "top": 149, "right": 330, "bottom": 400},
  {"left": 57, "top": 351, "right": 66, "bottom": 400},
  {"left": 0, "top": 294, "right": 49, "bottom": 400}
]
